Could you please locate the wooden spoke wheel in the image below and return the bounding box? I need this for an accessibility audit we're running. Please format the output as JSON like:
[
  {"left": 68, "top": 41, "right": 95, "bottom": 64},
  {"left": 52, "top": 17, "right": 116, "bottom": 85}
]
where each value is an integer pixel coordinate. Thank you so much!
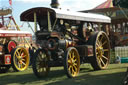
[
  {"left": 11, "top": 47, "right": 29, "bottom": 71},
  {"left": 88, "top": 31, "right": 110, "bottom": 70},
  {"left": 0, "top": 66, "right": 10, "bottom": 73},
  {"left": 32, "top": 49, "right": 50, "bottom": 78},
  {"left": 64, "top": 47, "right": 80, "bottom": 78}
]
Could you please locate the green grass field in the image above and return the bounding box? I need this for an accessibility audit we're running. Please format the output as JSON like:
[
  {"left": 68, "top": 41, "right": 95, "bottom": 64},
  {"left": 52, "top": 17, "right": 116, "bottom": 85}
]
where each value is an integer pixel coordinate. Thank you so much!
[{"left": 0, "top": 63, "right": 128, "bottom": 85}]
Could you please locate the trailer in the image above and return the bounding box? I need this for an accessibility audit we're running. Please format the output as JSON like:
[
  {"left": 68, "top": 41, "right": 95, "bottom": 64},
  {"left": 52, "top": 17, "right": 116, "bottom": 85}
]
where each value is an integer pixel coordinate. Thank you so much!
[{"left": 20, "top": 7, "right": 111, "bottom": 78}]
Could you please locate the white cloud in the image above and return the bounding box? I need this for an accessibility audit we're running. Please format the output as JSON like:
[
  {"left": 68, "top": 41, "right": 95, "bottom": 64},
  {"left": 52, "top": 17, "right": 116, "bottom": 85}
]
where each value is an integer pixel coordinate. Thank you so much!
[{"left": 59, "top": 0, "right": 107, "bottom": 11}]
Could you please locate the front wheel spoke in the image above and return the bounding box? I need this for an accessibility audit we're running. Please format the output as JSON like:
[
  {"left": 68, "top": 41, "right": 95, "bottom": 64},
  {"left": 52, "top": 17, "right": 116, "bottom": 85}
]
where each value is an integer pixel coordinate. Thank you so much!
[
  {"left": 73, "top": 63, "right": 77, "bottom": 66},
  {"left": 71, "top": 67, "right": 75, "bottom": 74},
  {"left": 68, "top": 60, "right": 71, "bottom": 64},
  {"left": 73, "top": 65, "right": 77, "bottom": 72},
  {"left": 74, "top": 59, "right": 77, "bottom": 62},
  {"left": 68, "top": 65, "right": 72, "bottom": 71}
]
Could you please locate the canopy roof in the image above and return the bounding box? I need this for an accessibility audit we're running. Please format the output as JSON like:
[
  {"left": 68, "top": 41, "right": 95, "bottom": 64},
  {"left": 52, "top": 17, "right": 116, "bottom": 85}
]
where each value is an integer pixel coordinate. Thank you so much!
[
  {"left": 0, "top": 30, "right": 32, "bottom": 37},
  {"left": 82, "top": 0, "right": 122, "bottom": 13},
  {"left": 20, "top": 7, "right": 111, "bottom": 23}
]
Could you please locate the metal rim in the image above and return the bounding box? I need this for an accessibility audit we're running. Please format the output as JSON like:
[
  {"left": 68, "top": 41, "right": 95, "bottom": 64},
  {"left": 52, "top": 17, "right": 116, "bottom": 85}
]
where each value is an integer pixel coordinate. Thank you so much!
[
  {"left": 95, "top": 32, "right": 110, "bottom": 69},
  {"left": 13, "top": 47, "right": 29, "bottom": 71},
  {"left": 35, "top": 50, "right": 50, "bottom": 77},
  {"left": 67, "top": 47, "right": 80, "bottom": 77}
]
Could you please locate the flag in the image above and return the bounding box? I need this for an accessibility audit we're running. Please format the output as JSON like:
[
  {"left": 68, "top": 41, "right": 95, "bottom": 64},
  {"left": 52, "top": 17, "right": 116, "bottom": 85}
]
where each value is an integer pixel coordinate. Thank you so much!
[{"left": 9, "top": 0, "right": 12, "bottom": 5}]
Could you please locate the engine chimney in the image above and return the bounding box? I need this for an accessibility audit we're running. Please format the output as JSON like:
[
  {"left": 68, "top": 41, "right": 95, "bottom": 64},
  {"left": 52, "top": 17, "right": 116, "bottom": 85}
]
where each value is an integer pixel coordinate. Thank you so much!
[{"left": 50, "top": 0, "right": 59, "bottom": 8}]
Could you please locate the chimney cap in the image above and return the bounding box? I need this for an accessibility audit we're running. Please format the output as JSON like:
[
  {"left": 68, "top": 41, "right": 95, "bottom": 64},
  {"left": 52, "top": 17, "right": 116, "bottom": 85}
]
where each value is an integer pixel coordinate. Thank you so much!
[{"left": 50, "top": 0, "right": 59, "bottom": 8}]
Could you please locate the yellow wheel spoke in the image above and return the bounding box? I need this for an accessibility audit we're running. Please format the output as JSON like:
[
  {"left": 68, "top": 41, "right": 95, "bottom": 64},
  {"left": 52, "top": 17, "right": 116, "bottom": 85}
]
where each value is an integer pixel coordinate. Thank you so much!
[
  {"left": 74, "top": 59, "right": 77, "bottom": 62},
  {"left": 72, "top": 67, "right": 75, "bottom": 73},
  {"left": 23, "top": 55, "right": 27, "bottom": 58},
  {"left": 22, "top": 61, "right": 26, "bottom": 66},
  {"left": 19, "top": 49, "right": 22, "bottom": 54},
  {"left": 68, "top": 66, "right": 72, "bottom": 71},
  {"left": 97, "top": 39, "right": 101, "bottom": 46},
  {"left": 68, "top": 60, "right": 71, "bottom": 63},
  {"left": 104, "top": 49, "right": 109, "bottom": 52},
  {"left": 21, "top": 63, "right": 23, "bottom": 68},
  {"left": 69, "top": 53, "right": 72, "bottom": 59},
  {"left": 102, "top": 40, "right": 107, "bottom": 46},
  {"left": 15, "top": 52, "right": 18, "bottom": 57},
  {"left": 102, "top": 55, "right": 108, "bottom": 60},
  {"left": 97, "top": 56, "right": 101, "bottom": 63},
  {"left": 18, "top": 62, "right": 20, "bottom": 68},
  {"left": 73, "top": 65, "right": 77, "bottom": 72},
  {"left": 96, "top": 42, "right": 100, "bottom": 47},
  {"left": 16, "top": 51, "right": 20, "bottom": 56},
  {"left": 100, "top": 58, "right": 105, "bottom": 66},
  {"left": 96, "top": 52, "right": 98, "bottom": 55},
  {"left": 74, "top": 63, "right": 77, "bottom": 66},
  {"left": 100, "top": 35, "right": 104, "bottom": 42},
  {"left": 72, "top": 52, "right": 75, "bottom": 59}
]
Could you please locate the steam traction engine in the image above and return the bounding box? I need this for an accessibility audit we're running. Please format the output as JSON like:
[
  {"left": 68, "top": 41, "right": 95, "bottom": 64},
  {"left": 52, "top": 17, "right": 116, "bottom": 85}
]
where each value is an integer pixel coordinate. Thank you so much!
[
  {"left": 0, "top": 8, "right": 32, "bottom": 72},
  {"left": 20, "top": 7, "right": 111, "bottom": 78}
]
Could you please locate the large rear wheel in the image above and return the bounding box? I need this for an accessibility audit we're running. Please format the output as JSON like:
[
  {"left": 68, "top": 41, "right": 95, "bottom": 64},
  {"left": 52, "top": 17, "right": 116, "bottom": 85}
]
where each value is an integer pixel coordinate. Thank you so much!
[
  {"left": 32, "top": 49, "right": 50, "bottom": 78},
  {"left": 11, "top": 47, "right": 29, "bottom": 71},
  {"left": 88, "top": 31, "right": 110, "bottom": 70},
  {"left": 64, "top": 47, "right": 80, "bottom": 78}
]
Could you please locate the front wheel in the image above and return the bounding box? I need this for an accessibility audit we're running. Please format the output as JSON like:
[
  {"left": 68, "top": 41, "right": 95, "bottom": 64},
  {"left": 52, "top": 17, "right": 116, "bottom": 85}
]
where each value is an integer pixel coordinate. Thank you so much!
[
  {"left": 11, "top": 47, "right": 29, "bottom": 71},
  {"left": 32, "top": 49, "right": 50, "bottom": 78},
  {"left": 64, "top": 47, "right": 80, "bottom": 78}
]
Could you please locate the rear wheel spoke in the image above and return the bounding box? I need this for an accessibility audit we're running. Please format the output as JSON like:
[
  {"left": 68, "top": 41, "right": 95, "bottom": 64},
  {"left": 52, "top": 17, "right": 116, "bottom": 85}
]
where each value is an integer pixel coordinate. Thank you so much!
[
  {"left": 102, "top": 55, "right": 108, "bottom": 60},
  {"left": 100, "top": 58, "right": 105, "bottom": 66}
]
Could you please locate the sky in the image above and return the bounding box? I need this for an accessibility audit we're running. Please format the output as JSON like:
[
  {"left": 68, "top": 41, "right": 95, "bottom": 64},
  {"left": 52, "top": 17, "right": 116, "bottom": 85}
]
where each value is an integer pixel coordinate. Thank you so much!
[{"left": 0, "top": 0, "right": 107, "bottom": 34}]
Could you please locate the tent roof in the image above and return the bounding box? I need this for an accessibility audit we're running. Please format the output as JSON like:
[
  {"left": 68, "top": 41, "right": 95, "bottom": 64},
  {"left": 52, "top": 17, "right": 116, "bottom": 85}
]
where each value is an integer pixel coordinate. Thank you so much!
[
  {"left": 81, "top": 0, "right": 122, "bottom": 13},
  {"left": 95, "top": 0, "right": 113, "bottom": 9}
]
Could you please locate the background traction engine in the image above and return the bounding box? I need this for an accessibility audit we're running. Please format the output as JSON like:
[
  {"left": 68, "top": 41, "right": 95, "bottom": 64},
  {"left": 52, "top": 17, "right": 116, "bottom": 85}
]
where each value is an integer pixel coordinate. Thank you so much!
[
  {"left": 20, "top": 7, "right": 111, "bottom": 78},
  {"left": 0, "top": 32, "right": 31, "bottom": 73},
  {"left": 0, "top": 8, "right": 31, "bottom": 72}
]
